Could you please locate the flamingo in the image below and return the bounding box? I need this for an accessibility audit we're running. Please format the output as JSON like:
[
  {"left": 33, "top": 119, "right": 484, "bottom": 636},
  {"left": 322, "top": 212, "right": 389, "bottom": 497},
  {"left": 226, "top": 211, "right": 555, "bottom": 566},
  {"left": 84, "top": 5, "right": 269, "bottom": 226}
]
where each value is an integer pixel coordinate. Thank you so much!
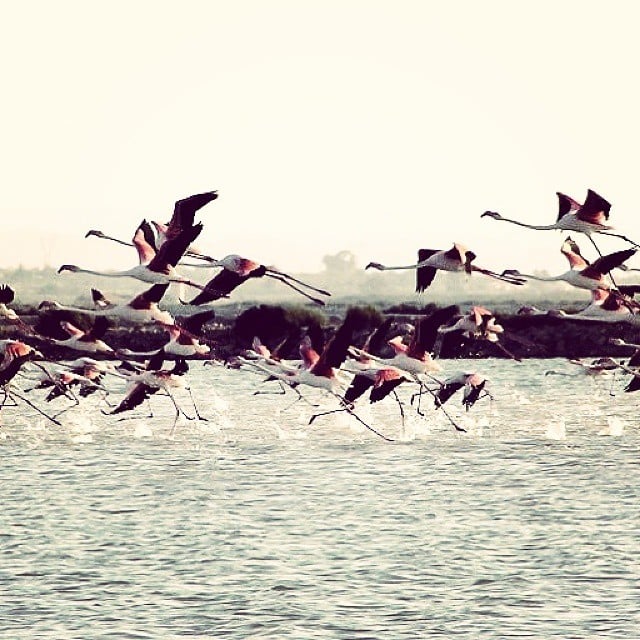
[
  {"left": 434, "top": 306, "right": 521, "bottom": 361},
  {"left": 544, "top": 357, "right": 621, "bottom": 377},
  {"left": 26, "top": 359, "right": 110, "bottom": 413},
  {"left": 59, "top": 191, "right": 218, "bottom": 290},
  {"left": 548, "top": 288, "right": 637, "bottom": 323},
  {"left": 0, "top": 285, "right": 19, "bottom": 323},
  {"left": 180, "top": 254, "right": 331, "bottom": 306},
  {"left": 38, "top": 284, "right": 174, "bottom": 326},
  {"left": 117, "top": 310, "right": 215, "bottom": 359},
  {"left": 0, "top": 284, "right": 34, "bottom": 333},
  {"left": 502, "top": 237, "right": 636, "bottom": 293},
  {"left": 433, "top": 371, "right": 491, "bottom": 412},
  {"left": 310, "top": 318, "right": 408, "bottom": 421},
  {"left": 35, "top": 315, "right": 115, "bottom": 355},
  {"left": 107, "top": 353, "right": 205, "bottom": 433},
  {"left": 598, "top": 354, "right": 640, "bottom": 393},
  {"left": 350, "top": 306, "right": 460, "bottom": 377},
  {"left": 84, "top": 191, "right": 218, "bottom": 263},
  {"left": 0, "top": 342, "right": 60, "bottom": 424},
  {"left": 245, "top": 309, "right": 368, "bottom": 396},
  {"left": 365, "top": 243, "right": 526, "bottom": 292},
  {"left": 481, "top": 189, "right": 640, "bottom": 254}
]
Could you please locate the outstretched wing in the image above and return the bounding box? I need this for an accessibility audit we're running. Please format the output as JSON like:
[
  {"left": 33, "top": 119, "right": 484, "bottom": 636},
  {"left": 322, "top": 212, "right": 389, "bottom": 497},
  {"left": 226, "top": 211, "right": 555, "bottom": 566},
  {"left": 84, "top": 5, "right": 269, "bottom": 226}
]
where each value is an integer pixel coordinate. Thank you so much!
[
  {"left": 110, "top": 382, "right": 158, "bottom": 414},
  {"left": 576, "top": 189, "right": 611, "bottom": 223},
  {"left": 0, "top": 284, "right": 15, "bottom": 305}
]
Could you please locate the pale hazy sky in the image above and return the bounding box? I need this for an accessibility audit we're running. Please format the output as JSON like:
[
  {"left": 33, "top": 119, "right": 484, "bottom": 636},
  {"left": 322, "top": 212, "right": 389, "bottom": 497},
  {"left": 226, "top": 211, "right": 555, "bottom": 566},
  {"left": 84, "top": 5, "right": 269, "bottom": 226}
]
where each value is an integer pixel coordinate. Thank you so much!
[{"left": 3, "top": 1, "right": 640, "bottom": 277}]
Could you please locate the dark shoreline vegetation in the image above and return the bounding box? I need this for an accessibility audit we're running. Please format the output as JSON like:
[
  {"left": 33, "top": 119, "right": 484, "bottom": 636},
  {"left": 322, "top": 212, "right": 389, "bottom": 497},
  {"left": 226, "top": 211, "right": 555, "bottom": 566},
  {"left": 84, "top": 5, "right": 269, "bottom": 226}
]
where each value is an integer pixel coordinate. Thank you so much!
[{"left": 5, "top": 298, "right": 639, "bottom": 363}]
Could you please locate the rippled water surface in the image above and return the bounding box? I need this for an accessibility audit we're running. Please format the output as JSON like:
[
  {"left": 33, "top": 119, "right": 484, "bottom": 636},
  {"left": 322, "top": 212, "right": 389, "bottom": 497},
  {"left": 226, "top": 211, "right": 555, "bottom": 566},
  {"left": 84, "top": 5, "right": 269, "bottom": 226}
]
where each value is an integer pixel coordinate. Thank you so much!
[{"left": 1, "top": 359, "right": 639, "bottom": 639}]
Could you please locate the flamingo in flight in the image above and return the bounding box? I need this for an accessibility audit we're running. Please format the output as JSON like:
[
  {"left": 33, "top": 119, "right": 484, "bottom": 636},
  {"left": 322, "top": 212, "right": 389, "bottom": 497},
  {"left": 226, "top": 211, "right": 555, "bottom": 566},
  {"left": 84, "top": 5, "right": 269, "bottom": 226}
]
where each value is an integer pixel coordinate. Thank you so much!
[
  {"left": 0, "top": 284, "right": 33, "bottom": 333},
  {"left": 433, "top": 371, "right": 491, "bottom": 412},
  {"left": 544, "top": 357, "right": 621, "bottom": 378},
  {"left": 481, "top": 189, "right": 640, "bottom": 255},
  {"left": 502, "top": 237, "right": 636, "bottom": 293},
  {"left": 365, "top": 243, "right": 526, "bottom": 292},
  {"left": 181, "top": 254, "right": 331, "bottom": 306},
  {"left": 84, "top": 191, "right": 218, "bottom": 263},
  {"left": 0, "top": 342, "right": 60, "bottom": 425},
  {"left": 434, "top": 306, "right": 522, "bottom": 361},
  {"left": 38, "top": 284, "right": 174, "bottom": 326},
  {"left": 117, "top": 310, "right": 215, "bottom": 359},
  {"left": 245, "top": 309, "right": 369, "bottom": 396},
  {"left": 310, "top": 318, "right": 410, "bottom": 427},
  {"left": 350, "top": 305, "right": 460, "bottom": 378},
  {"left": 59, "top": 191, "right": 217, "bottom": 290},
  {"left": 547, "top": 287, "right": 638, "bottom": 323},
  {"left": 106, "top": 352, "right": 205, "bottom": 434},
  {"left": 34, "top": 315, "right": 115, "bottom": 355}
]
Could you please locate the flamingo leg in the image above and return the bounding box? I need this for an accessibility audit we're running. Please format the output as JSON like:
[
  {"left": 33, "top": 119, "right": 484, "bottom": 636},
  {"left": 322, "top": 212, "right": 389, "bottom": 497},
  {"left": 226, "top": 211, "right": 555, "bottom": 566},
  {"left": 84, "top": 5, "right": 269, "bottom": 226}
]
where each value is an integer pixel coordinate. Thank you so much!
[
  {"left": 186, "top": 386, "right": 207, "bottom": 421},
  {"left": 11, "top": 391, "right": 62, "bottom": 426},
  {"left": 265, "top": 269, "right": 332, "bottom": 297},
  {"left": 264, "top": 274, "right": 326, "bottom": 305}
]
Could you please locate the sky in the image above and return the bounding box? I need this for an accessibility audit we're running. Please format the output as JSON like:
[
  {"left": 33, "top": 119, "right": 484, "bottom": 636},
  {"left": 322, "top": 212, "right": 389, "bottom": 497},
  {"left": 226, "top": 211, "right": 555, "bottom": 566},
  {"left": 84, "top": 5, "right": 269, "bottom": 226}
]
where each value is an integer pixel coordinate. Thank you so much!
[{"left": 3, "top": 1, "right": 640, "bottom": 278}]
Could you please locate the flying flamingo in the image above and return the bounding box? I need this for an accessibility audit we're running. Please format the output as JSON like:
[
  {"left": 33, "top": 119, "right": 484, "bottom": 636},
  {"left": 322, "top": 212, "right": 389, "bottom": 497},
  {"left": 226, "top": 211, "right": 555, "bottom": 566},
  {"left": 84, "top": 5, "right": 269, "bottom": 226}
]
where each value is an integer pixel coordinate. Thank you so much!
[
  {"left": 245, "top": 309, "right": 369, "bottom": 396},
  {"left": 84, "top": 191, "right": 218, "bottom": 263},
  {"left": 544, "top": 358, "right": 621, "bottom": 378},
  {"left": 365, "top": 243, "right": 526, "bottom": 292},
  {"left": 59, "top": 191, "right": 218, "bottom": 290},
  {"left": 598, "top": 353, "right": 640, "bottom": 393},
  {"left": 38, "top": 284, "right": 174, "bottom": 326},
  {"left": 116, "top": 310, "right": 215, "bottom": 359},
  {"left": 350, "top": 306, "right": 460, "bottom": 378},
  {"left": 238, "top": 309, "right": 410, "bottom": 441},
  {"left": 0, "top": 284, "right": 34, "bottom": 333},
  {"left": 310, "top": 318, "right": 409, "bottom": 423},
  {"left": 34, "top": 315, "right": 115, "bottom": 355},
  {"left": 502, "top": 237, "right": 636, "bottom": 293},
  {"left": 0, "top": 342, "right": 60, "bottom": 424},
  {"left": 106, "top": 353, "right": 205, "bottom": 434},
  {"left": 434, "top": 306, "right": 522, "bottom": 361},
  {"left": 548, "top": 288, "right": 638, "bottom": 323},
  {"left": 180, "top": 254, "right": 331, "bottom": 306},
  {"left": 481, "top": 189, "right": 640, "bottom": 255},
  {"left": 433, "top": 371, "right": 491, "bottom": 412}
]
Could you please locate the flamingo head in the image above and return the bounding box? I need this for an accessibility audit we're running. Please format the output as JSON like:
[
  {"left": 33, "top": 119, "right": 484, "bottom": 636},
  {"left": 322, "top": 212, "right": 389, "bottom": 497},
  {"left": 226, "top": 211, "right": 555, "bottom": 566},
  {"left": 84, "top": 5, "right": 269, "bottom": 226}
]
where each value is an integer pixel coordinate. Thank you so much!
[
  {"left": 480, "top": 211, "right": 502, "bottom": 220},
  {"left": 365, "top": 262, "right": 384, "bottom": 271},
  {"left": 58, "top": 264, "right": 79, "bottom": 274},
  {"left": 84, "top": 230, "right": 106, "bottom": 239}
]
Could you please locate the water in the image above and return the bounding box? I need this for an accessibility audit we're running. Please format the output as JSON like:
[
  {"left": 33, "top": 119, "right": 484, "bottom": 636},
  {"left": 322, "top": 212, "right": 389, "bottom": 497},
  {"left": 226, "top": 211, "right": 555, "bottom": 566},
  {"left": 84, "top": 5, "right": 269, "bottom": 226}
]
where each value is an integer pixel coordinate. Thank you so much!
[{"left": 1, "top": 359, "right": 639, "bottom": 639}]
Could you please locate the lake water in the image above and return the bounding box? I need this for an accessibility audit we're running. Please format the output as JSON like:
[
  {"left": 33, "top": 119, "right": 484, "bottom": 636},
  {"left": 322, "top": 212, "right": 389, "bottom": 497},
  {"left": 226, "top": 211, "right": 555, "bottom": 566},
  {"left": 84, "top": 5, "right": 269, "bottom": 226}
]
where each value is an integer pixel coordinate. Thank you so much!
[{"left": 1, "top": 358, "right": 639, "bottom": 639}]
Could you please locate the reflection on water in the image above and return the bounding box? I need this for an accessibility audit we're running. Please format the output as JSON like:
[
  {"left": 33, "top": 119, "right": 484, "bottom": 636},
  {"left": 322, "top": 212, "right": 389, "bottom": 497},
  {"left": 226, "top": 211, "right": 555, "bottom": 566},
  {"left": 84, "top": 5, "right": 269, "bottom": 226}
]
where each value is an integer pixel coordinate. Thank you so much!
[{"left": 1, "top": 359, "right": 638, "bottom": 638}]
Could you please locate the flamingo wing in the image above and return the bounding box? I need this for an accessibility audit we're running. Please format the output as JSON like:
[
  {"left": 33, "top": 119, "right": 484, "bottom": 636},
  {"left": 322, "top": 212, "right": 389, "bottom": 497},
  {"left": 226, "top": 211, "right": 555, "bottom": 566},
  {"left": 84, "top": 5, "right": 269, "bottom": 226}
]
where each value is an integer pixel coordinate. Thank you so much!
[
  {"left": 111, "top": 382, "right": 158, "bottom": 414},
  {"left": 132, "top": 220, "right": 157, "bottom": 264},
  {"left": 343, "top": 374, "right": 374, "bottom": 404},
  {"left": 370, "top": 369, "right": 406, "bottom": 403},
  {"left": 178, "top": 310, "right": 216, "bottom": 335},
  {"left": 556, "top": 192, "right": 582, "bottom": 221},
  {"left": 60, "top": 321, "right": 85, "bottom": 338},
  {"left": 130, "top": 284, "right": 170, "bottom": 308},
  {"left": 162, "top": 190, "right": 218, "bottom": 243},
  {"left": 583, "top": 248, "right": 636, "bottom": 278},
  {"left": 0, "top": 285, "right": 15, "bottom": 305},
  {"left": 83, "top": 316, "right": 110, "bottom": 341},
  {"left": 147, "top": 222, "right": 204, "bottom": 271},
  {"left": 576, "top": 189, "right": 611, "bottom": 224},
  {"left": 187, "top": 269, "right": 247, "bottom": 305},
  {"left": 413, "top": 305, "right": 461, "bottom": 355}
]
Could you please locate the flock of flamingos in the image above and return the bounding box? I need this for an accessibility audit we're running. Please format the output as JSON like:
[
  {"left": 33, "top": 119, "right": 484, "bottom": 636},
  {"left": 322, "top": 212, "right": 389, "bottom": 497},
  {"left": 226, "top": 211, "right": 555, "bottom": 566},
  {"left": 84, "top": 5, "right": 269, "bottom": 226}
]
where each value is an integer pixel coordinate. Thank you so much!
[{"left": 1, "top": 188, "right": 640, "bottom": 439}]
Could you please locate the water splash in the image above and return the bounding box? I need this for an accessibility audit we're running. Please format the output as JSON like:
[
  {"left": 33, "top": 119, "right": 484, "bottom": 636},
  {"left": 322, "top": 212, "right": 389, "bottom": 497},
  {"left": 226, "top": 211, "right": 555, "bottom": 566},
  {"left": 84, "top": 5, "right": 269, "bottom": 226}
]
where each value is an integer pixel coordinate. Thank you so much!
[{"left": 544, "top": 420, "right": 566, "bottom": 440}]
